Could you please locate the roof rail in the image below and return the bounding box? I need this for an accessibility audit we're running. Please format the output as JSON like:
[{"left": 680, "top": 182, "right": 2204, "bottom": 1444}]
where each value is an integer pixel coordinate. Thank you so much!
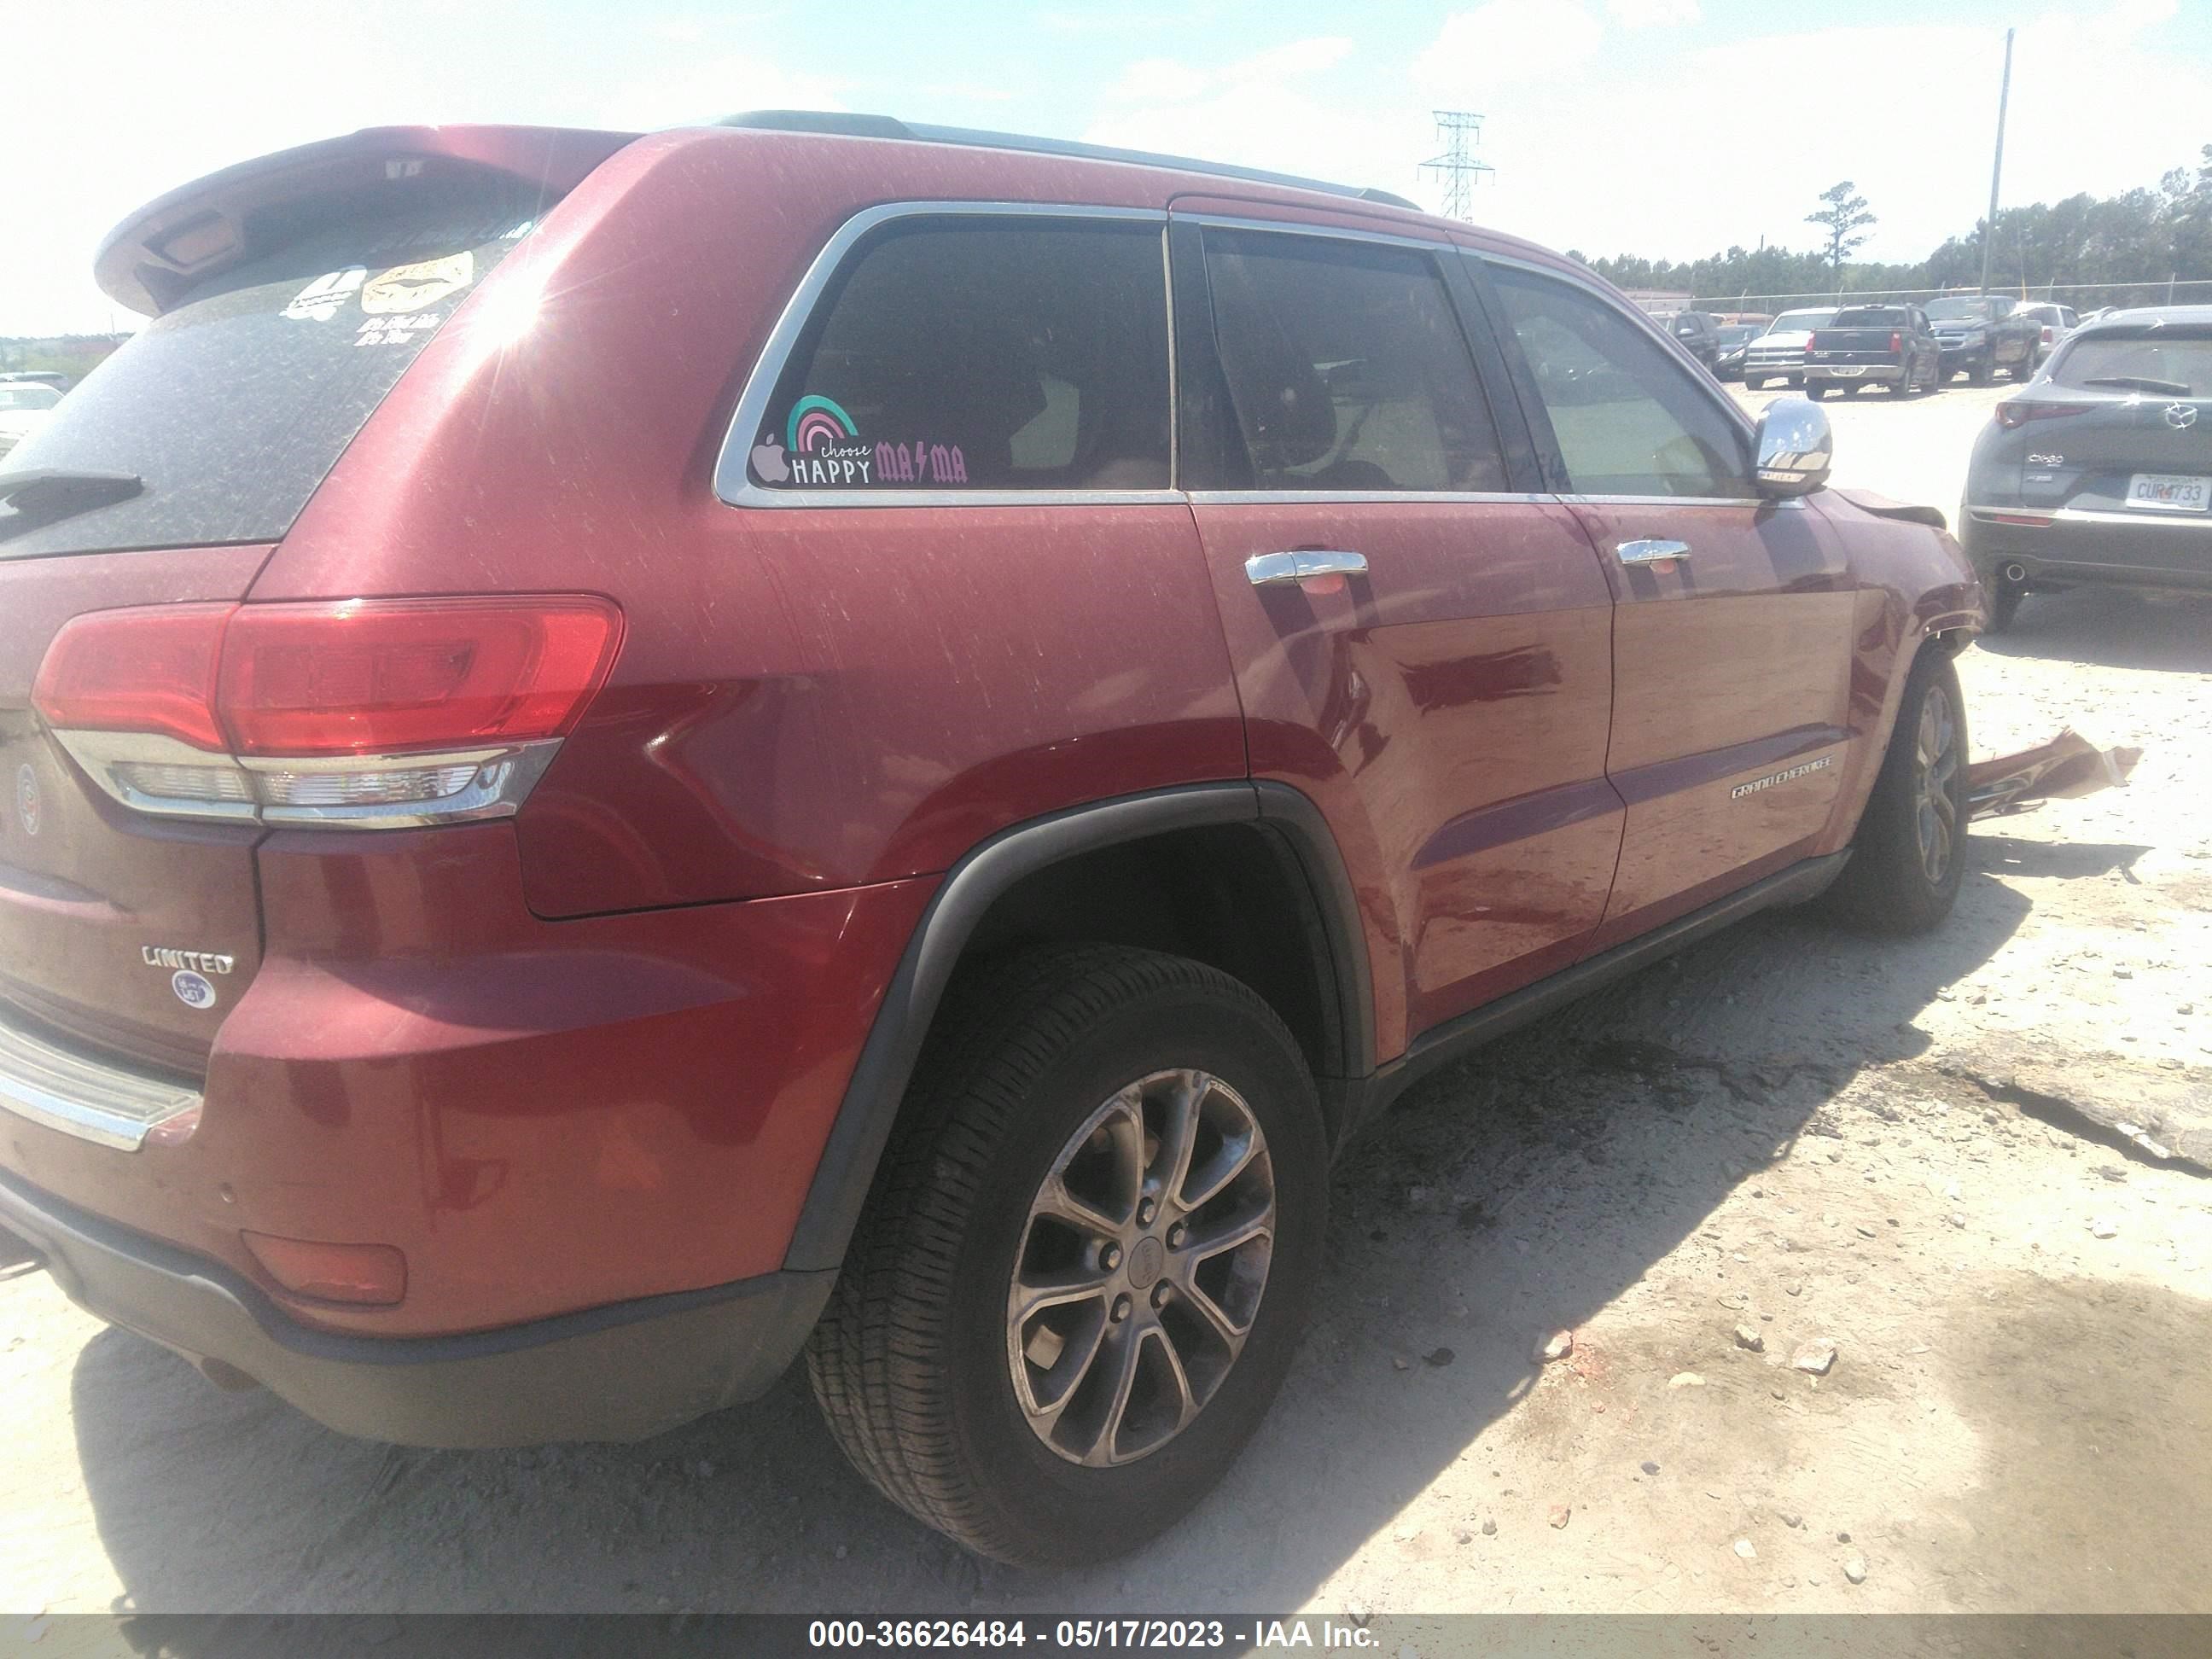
[{"left": 717, "top": 110, "right": 1423, "bottom": 213}]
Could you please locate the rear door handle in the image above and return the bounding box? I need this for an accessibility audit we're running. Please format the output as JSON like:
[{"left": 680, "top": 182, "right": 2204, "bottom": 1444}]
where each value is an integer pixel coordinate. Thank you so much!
[
  {"left": 1615, "top": 538, "right": 1691, "bottom": 566},
  {"left": 1246, "top": 550, "right": 1369, "bottom": 586}
]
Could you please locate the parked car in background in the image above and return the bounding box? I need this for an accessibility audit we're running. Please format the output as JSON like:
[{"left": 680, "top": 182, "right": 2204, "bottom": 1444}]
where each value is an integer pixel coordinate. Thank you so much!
[
  {"left": 2018, "top": 302, "right": 2080, "bottom": 368},
  {"left": 1656, "top": 309, "right": 1723, "bottom": 369},
  {"left": 1743, "top": 308, "right": 1837, "bottom": 389},
  {"left": 1714, "top": 323, "right": 1759, "bottom": 381},
  {"left": 1804, "top": 305, "right": 1942, "bottom": 399},
  {"left": 1960, "top": 306, "right": 2212, "bottom": 631},
  {"left": 1925, "top": 294, "right": 2040, "bottom": 385},
  {"left": 0, "top": 113, "right": 1982, "bottom": 1569},
  {"left": 0, "top": 381, "right": 61, "bottom": 459}
]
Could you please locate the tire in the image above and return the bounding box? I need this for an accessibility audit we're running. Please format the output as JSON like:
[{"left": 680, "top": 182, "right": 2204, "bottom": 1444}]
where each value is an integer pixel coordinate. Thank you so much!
[
  {"left": 1808, "top": 383, "right": 1831, "bottom": 400},
  {"left": 806, "top": 945, "right": 1328, "bottom": 1567},
  {"left": 1969, "top": 356, "right": 1994, "bottom": 387},
  {"left": 1819, "top": 649, "right": 1969, "bottom": 934}
]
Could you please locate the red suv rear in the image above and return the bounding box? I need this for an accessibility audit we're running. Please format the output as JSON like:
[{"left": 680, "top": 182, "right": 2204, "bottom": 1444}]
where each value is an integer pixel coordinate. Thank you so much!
[{"left": 0, "top": 114, "right": 1980, "bottom": 1565}]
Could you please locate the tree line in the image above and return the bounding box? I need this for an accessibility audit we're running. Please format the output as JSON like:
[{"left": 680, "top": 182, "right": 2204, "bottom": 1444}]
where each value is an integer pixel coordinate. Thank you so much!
[{"left": 1567, "top": 145, "right": 2212, "bottom": 303}]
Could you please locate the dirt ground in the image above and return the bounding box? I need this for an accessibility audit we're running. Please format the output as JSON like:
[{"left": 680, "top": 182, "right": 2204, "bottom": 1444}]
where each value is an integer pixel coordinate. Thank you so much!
[{"left": 5, "top": 380, "right": 2209, "bottom": 1629}]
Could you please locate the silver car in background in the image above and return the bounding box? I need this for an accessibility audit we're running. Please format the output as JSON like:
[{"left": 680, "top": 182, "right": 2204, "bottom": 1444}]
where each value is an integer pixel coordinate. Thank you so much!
[
  {"left": 0, "top": 381, "right": 63, "bottom": 459},
  {"left": 2019, "top": 303, "right": 2081, "bottom": 369},
  {"left": 1741, "top": 308, "right": 1837, "bottom": 390}
]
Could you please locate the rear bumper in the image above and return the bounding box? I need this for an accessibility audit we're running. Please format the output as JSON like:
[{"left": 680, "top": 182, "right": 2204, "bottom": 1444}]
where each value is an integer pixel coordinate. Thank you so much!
[
  {"left": 0, "top": 823, "right": 933, "bottom": 1340},
  {"left": 0, "top": 1165, "right": 832, "bottom": 1447},
  {"left": 1805, "top": 363, "right": 1905, "bottom": 384},
  {"left": 1965, "top": 508, "right": 2212, "bottom": 591},
  {"left": 1742, "top": 360, "right": 1802, "bottom": 383}
]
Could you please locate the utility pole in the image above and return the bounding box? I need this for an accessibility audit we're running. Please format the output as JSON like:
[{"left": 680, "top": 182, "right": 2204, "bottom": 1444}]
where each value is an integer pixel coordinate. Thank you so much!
[
  {"left": 1420, "top": 111, "right": 1494, "bottom": 222},
  {"left": 1977, "top": 26, "right": 2014, "bottom": 297}
]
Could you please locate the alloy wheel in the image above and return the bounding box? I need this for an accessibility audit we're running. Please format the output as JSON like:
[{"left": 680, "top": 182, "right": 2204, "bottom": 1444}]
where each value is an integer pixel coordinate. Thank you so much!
[
  {"left": 1912, "top": 690, "right": 1960, "bottom": 883},
  {"left": 1006, "top": 1068, "right": 1275, "bottom": 1467}
]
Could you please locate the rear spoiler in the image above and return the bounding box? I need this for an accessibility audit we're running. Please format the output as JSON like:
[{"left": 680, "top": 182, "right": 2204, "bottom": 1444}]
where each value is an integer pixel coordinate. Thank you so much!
[{"left": 95, "top": 125, "right": 639, "bottom": 316}]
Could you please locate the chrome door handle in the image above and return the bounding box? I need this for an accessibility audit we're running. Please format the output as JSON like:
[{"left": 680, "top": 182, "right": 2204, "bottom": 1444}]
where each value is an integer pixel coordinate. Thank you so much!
[
  {"left": 1245, "top": 549, "right": 1370, "bottom": 586},
  {"left": 1615, "top": 538, "right": 1691, "bottom": 566}
]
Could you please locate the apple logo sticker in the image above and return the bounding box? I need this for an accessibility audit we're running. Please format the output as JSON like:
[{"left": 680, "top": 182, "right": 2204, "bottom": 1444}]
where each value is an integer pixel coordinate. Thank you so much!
[{"left": 751, "top": 440, "right": 789, "bottom": 483}]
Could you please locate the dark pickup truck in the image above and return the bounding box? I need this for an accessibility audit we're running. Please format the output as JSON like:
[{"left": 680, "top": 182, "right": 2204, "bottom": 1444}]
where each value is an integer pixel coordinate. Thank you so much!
[
  {"left": 1925, "top": 294, "right": 2040, "bottom": 385},
  {"left": 1804, "top": 305, "right": 1942, "bottom": 399}
]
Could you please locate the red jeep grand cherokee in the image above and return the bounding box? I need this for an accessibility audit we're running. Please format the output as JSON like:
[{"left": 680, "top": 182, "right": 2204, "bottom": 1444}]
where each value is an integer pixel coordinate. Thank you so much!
[{"left": 0, "top": 114, "right": 1979, "bottom": 1565}]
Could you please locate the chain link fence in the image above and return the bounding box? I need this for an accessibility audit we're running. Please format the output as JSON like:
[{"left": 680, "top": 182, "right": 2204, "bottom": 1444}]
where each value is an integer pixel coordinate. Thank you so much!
[{"left": 1691, "top": 279, "right": 2212, "bottom": 317}]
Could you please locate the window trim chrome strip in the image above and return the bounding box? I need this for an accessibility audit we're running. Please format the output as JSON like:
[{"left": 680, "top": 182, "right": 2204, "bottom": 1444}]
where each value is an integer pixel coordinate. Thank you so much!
[
  {"left": 1559, "top": 493, "right": 1803, "bottom": 510},
  {"left": 711, "top": 201, "right": 1178, "bottom": 511},
  {"left": 1185, "top": 490, "right": 1554, "bottom": 507},
  {"left": 1172, "top": 211, "right": 1453, "bottom": 256}
]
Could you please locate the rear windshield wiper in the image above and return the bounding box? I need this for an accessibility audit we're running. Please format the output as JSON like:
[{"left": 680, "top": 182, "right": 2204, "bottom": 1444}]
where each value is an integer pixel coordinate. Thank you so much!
[
  {"left": 2079, "top": 375, "right": 2192, "bottom": 396},
  {"left": 0, "top": 469, "right": 144, "bottom": 514}
]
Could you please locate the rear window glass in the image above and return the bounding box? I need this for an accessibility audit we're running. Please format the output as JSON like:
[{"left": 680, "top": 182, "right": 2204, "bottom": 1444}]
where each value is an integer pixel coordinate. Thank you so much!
[
  {"left": 748, "top": 218, "right": 1171, "bottom": 492},
  {"left": 1831, "top": 309, "right": 1908, "bottom": 328},
  {"left": 1926, "top": 298, "right": 1999, "bottom": 321},
  {"left": 1, "top": 195, "right": 534, "bottom": 561},
  {"left": 1761, "top": 312, "right": 1835, "bottom": 335},
  {"left": 2050, "top": 330, "right": 2212, "bottom": 395}
]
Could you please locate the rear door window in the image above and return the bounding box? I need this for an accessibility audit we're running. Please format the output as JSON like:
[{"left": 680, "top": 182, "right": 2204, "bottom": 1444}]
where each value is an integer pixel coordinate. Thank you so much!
[
  {"left": 1487, "top": 265, "right": 1752, "bottom": 498},
  {"left": 1199, "top": 229, "right": 1507, "bottom": 492},
  {"left": 1, "top": 193, "right": 533, "bottom": 562},
  {"left": 747, "top": 218, "right": 1171, "bottom": 492}
]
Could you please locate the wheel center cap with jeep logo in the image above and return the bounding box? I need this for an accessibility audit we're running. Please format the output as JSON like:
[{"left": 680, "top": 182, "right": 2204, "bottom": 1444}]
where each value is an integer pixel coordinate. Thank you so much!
[{"left": 1126, "top": 1234, "right": 1167, "bottom": 1291}]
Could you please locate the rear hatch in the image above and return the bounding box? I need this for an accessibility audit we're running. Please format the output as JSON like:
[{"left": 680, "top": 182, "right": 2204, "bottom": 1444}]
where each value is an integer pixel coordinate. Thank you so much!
[
  {"left": 1808, "top": 310, "right": 1909, "bottom": 368},
  {"left": 2018, "top": 324, "right": 2212, "bottom": 516},
  {"left": 0, "top": 127, "right": 626, "bottom": 1080}
]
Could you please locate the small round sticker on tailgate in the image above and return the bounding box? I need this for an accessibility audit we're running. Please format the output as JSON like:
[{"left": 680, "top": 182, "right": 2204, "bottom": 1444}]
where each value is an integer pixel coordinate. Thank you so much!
[{"left": 172, "top": 970, "right": 218, "bottom": 1010}]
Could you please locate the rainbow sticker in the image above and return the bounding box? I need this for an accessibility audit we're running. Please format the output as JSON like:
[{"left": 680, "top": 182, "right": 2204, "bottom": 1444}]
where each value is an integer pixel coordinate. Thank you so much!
[{"left": 788, "top": 395, "right": 859, "bottom": 455}]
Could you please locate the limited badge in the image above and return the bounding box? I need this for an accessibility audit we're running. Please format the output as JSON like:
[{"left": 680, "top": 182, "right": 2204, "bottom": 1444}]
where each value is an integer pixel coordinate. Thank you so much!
[
  {"left": 362, "top": 252, "right": 474, "bottom": 315},
  {"left": 171, "top": 970, "right": 218, "bottom": 1010},
  {"left": 14, "top": 762, "right": 37, "bottom": 837}
]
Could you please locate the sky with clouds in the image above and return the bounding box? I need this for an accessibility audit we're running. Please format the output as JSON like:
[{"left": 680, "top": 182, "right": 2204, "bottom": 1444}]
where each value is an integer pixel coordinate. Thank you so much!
[{"left": 5, "top": 0, "right": 2208, "bottom": 334}]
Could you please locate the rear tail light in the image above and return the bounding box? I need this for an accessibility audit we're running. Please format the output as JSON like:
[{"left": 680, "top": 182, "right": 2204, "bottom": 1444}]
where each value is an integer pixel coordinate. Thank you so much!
[
  {"left": 1994, "top": 401, "right": 2092, "bottom": 429},
  {"left": 32, "top": 596, "right": 622, "bottom": 827},
  {"left": 2041, "top": 326, "right": 2055, "bottom": 345},
  {"left": 1889, "top": 331, "right": 1902, "bottom": 353},
  {"left": 1803, "top": 334, "right": 1819, "bottom": 355}
]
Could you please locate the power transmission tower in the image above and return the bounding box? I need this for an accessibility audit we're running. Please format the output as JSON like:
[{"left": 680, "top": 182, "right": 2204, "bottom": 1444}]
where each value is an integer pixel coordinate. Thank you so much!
[{"left": 1421, "top": 110, "right": 1494, "bottom": 221}]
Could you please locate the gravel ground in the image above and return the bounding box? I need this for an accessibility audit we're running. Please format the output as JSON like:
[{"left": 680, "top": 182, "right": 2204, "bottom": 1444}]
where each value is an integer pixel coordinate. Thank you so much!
[{"left": 5, "top": 378, "right": 2209, "bottom": 1633}]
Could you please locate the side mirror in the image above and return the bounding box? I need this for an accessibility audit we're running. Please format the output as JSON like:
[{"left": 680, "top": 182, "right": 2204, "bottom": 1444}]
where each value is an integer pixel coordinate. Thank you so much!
[{"left": 1753, "top": 397, "right": 1832, "bottom": 497}]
